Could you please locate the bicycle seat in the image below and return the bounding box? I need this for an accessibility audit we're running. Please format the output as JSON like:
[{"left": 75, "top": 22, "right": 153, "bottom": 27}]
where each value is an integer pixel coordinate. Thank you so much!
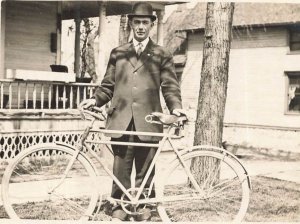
[{"left": 146, "top": 112, "right": 187, "bottom": 125}]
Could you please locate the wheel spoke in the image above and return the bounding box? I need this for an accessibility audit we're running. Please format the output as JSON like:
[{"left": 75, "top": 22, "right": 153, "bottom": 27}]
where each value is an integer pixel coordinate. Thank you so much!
[
  {"left": 207, "top": 178, "right": 241, "bottom": 198},
  {"left": 158, "top": 150, "right": 250, "bottom": 222},
  {"left": 3, "top": 145, "right": 98, "bottom": 220},
  {"left": 51, "top": 192, "right": 86, "bottom": 213},
  {"left": 200, "top": 164, "right": 220, "bottom": 190}
]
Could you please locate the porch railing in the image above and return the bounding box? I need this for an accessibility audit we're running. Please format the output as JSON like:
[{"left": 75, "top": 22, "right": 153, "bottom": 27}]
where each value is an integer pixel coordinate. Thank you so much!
[{"left": 0, "top": 79, "right": 98, "bottom": 117}]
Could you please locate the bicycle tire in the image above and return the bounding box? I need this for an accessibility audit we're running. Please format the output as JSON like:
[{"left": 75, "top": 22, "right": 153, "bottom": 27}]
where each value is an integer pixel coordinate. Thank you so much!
[
  {"left": 157, "top": 147, "right": 250, "bottom": 222},
  {"left": 1, "top": 143, "right": 99, "bottom": 220}
]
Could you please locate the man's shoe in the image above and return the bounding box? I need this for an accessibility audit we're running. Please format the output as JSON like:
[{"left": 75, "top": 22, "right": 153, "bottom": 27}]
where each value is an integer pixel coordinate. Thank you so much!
[
  {"left": 111, "top": 207, "right": 128, "bottom": 221},
  {"left": 135, "top": 208, "right": 152, "bottom": 221}
]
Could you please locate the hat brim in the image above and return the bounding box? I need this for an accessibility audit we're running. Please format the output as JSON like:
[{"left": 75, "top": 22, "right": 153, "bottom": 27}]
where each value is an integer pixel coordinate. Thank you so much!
[{"left": 127, "top": 14, "right": 156, "bottom": 21}]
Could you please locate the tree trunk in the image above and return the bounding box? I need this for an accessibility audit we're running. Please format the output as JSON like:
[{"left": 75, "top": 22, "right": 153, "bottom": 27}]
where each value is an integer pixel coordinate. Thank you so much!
[
  {"left": 191, "top": 2, "right": 235, "bottom": 184},
  {"left": 80, "top": 18, "right": 98, "bottom": 83},
  {"left": 119, "top": 15, "right": 131, "bottom": 45},
  {"left": 80, "top": 18, "right": 91, "bottom": 78},
  {"left": 86, "top": 31, "right": 98, "bottom": 83}
]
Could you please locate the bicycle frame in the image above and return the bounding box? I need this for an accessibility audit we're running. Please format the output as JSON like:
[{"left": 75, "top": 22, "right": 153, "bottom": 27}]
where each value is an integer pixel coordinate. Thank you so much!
[
  {"left": 1, "top": 109, "right": 251, "bottom": 222},
  {"left": 63, "top": 116, "right": 202, "bottom": 208}
]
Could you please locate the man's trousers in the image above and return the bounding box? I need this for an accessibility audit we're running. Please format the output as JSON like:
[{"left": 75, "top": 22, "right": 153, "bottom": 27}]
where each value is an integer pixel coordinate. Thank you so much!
[{"left": 111, "top": 119, "right": 157, "bottom": 207}]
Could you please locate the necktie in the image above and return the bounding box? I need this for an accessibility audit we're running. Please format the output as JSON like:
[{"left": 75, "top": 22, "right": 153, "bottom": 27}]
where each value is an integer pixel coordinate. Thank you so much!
[{"left": 136, "top": 42, "right": 143, "bottom": 57}]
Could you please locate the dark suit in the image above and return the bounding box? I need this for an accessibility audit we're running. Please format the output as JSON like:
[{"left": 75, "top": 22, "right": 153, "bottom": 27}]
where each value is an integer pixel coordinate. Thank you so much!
[
  {"left": 93, "top": 39, "right": 182, "bottom": 217},
  {"left": 94, "top": 39, "right": 182, "bottom": 141}
]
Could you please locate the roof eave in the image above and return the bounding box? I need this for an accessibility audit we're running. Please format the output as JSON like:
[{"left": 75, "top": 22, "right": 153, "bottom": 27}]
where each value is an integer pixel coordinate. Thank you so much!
[
  {"left": 179, "top": 21, "right": 300, "bottom": 33},
  {"left": 61, "top": 1, "right": 187, "bottom": 20}
]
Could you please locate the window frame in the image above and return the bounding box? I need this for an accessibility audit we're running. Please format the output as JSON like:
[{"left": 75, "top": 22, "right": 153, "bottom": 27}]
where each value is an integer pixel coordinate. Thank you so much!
[
  {"left": 285, "top": 71, "right": 300, "bottom": 115},
  {"left": 288, "top": 25, "right": 300, "bottom": 53}
]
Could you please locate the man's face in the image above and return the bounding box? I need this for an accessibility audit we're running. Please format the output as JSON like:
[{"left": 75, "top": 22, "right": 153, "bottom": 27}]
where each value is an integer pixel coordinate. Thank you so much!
[{"left": 129, "top": 17, "right": 153, "bottom": 42}]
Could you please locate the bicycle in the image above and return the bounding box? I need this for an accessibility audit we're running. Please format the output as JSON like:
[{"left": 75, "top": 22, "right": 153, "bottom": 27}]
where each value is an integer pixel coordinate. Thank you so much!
[{"left": 1, "top": 106, "right": 251, "bottom": 222}]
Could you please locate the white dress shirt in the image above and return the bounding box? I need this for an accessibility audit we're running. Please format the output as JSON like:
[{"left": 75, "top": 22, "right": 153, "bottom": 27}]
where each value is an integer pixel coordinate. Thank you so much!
[{"left": 133, "top": 37, "right": 149, "bottom": 54}]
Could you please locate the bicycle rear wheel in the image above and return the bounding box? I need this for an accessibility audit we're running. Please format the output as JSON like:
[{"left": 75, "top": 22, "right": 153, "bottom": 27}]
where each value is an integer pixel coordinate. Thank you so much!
[
  {"left": 157, "top": 147, "right": 250, "bottom": 222},
  {"left": 1, "top": 143, "right": 98, "bottom": 220}
]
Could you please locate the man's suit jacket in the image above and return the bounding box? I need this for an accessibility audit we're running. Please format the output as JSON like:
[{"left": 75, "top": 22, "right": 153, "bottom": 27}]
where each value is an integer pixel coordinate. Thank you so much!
[{"left": 94, "top": 39, "right": 182, "bottom": 141}]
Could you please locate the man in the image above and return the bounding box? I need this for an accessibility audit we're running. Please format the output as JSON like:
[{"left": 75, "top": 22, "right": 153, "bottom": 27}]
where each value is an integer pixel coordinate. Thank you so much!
[{"left": 80, "top": 2, "right": 183, "bottom": 221}]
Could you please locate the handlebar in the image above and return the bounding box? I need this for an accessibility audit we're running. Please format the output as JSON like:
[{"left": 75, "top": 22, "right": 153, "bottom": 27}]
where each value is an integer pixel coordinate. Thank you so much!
[
  {"left": 145, "top": 112, "right": 187, "bottom": 126},
  {"left": 79, "top": 106, "right": 187, "bottom": 128},
  {"left": 79, "top": 106, "right": 106, "bottom": 121}
]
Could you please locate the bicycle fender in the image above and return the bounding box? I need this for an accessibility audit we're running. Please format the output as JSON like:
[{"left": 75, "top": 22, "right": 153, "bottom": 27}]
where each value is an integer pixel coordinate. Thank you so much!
[{"left": 176, "top": 145, "right": 252, "bottom": 189}]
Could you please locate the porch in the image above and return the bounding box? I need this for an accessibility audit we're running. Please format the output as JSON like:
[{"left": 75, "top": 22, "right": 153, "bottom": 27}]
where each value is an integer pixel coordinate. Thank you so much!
[
  {"left": 0, "top": 1, "right": 178, "bottom": 161},
  {"left": 0, "top": 78, "right": 100, "bottom": 160},
  {"left": 0, "top": 79, "right": 97, "bottom": 112}
]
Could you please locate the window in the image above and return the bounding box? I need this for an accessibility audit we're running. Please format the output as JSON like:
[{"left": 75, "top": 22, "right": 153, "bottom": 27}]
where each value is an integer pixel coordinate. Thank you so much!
[
  {"left": 289, "top": 25, "right": 300, "bottom": 51},
  {"left": 286, "top": 72, "right": 300, "bottom": 113}
]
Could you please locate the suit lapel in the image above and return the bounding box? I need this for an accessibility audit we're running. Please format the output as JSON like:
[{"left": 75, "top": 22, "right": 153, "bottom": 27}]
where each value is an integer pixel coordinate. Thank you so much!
[{"left": 126, "top": 43, "right": 138, "bottom": 68}]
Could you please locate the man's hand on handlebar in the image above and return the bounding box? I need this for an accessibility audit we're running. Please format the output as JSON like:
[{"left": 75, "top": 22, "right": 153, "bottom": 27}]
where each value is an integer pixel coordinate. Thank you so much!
[
  {"left": 78, "top": 98, "right": 106, "bottom": 121},
  {"left": 79, "top": 98, "right": 97, "bottom": 109},
  {"left": 172, "top": 108, "right": 187, "bottom": 117}
]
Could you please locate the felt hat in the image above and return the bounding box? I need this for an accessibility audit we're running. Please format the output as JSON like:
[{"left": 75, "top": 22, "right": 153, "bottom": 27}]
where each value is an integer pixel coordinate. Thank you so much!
[{"left": 127, "top": 2, "right": 156, "bottom": 21}]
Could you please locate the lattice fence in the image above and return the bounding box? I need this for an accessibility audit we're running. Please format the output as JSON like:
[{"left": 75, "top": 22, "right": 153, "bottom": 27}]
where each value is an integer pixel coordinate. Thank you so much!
[{"left": 0, "top": 130, "right": 103, "bottom": 160}]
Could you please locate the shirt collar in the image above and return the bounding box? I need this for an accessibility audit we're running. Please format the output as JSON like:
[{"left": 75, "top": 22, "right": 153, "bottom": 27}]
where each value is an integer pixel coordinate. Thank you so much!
[{"left": 133, "top": 37, "right": 149, "bottom": 52}]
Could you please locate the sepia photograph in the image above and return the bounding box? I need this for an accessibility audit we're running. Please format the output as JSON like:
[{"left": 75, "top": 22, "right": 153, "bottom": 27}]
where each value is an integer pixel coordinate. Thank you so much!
[{"left": 0, "top": 0, "right": 299, "bottom": 222}]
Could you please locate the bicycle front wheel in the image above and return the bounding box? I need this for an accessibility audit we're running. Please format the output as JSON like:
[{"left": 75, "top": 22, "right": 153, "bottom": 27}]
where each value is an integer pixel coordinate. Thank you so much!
[
  {"left": 157, "top": 148, "right": 250, "bottom": 222},
  {"left": 1, "top": 143, "right": 98, "bottom": 220}
]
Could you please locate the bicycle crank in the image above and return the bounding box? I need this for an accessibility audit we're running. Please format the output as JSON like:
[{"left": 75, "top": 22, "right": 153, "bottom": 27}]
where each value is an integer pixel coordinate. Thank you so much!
[{"left": 120, "top": 188, "right": 148, "bottom": 215}]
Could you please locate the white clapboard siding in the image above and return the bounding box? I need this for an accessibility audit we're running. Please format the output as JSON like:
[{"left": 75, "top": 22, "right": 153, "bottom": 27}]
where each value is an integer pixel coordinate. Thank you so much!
[
  {"left": 5, "top": 1, "right": 57, "bottom": 72},
  {"left": 182, "top": 25, "right": 300, "bottom": 129}
]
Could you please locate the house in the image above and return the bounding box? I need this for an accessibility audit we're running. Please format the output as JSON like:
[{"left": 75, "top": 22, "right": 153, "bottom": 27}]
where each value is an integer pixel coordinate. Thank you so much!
[
  {"left": 0, "top": 1, "right": 178, "bottom": 160},
  {"left": 166, "top": 3, "right": 300, "bottom": 153}
]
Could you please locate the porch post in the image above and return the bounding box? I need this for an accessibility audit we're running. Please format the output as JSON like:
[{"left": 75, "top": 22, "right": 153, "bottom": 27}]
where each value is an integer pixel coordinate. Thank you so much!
[
  {"left": 0, "top": 2, "right": 6, "bottom": 78},
  {"left": 97, "top": 1, "right": 107, "bottom": 82},
  {"left": 156, "top": 9, "right": 165, "bottom": 46},
  {"left": 74, "top": 5, "right": 81, "bottom": 77},
  {"left": 56, "top": 2, "right": 62, "bottom": 65}
]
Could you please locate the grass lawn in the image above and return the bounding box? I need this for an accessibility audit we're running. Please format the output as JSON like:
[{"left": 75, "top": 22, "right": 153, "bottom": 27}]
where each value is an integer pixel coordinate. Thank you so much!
[
  {"left": 244, "top": 176, "right": 300, "bottom": 222},
  {"left": 0, "top": 175, "right": 299, "bottom": 221}
]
